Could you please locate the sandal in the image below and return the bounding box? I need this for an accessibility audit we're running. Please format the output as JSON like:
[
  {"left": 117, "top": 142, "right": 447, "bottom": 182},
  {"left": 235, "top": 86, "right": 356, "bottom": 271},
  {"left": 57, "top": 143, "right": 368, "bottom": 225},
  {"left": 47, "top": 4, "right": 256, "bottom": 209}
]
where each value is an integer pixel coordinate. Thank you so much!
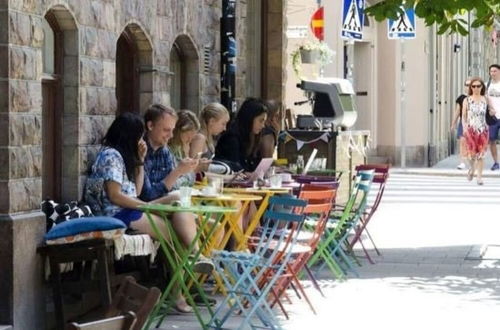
[
  {"left": 191, "top": 292, "right": 217, "bottom": 306},
  {"left": 173, "top": 299, "right": 193, "bottom": 313},
  {"left": 477, "top": 179, "right": 484, "bottom": 186},
  {"left": 192, "top": 255, "right": 215, "bottom": 274}
]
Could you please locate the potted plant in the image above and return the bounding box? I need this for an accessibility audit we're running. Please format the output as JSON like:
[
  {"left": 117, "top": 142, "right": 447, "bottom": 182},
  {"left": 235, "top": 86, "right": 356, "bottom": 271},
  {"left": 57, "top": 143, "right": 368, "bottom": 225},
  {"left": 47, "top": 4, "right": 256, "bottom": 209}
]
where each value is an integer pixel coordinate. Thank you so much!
[{"left": 291, "top": 40, "right": 336, "bottom": 78}]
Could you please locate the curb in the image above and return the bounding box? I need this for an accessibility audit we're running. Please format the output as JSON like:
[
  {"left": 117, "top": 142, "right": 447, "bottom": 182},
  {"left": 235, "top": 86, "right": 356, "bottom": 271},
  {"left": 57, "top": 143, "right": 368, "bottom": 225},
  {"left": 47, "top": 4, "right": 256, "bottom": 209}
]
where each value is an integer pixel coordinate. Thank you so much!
[{"left": 390, "top": 168, "right": 500, "bottom": 178}]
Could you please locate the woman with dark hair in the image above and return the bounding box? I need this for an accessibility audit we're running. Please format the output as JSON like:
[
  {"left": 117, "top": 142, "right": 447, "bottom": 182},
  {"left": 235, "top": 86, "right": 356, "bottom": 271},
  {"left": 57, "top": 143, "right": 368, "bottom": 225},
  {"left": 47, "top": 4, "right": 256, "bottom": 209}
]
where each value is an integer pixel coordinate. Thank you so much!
[
  {"left": 462, "top": 77, "right": 491, "bottom": 185},
  {"left": 260, "top": 99, "right": 283, "bottom": 158},
  {"left": 85, "top": 112, "right": 213, "bottom": 313},
  {"left": 215, "top": 98, "right": 268, "bottom": 172}
]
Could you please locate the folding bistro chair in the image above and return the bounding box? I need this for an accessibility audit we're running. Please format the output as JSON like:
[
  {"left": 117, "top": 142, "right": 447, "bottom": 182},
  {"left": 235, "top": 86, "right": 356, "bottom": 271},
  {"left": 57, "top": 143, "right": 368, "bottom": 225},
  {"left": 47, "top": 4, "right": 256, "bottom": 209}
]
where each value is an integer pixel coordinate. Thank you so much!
[
  {"left": 348, "top": 164, "right": 390, "bottom": 263},
  {"left": 308, "top": 170, "right": 375, "bottom": 279},
  {"left": 267, "top": 185, "right": 337, "bottom": 317},
  {"left": 207, "top": 196, "right": 307, "bottom": 330}
]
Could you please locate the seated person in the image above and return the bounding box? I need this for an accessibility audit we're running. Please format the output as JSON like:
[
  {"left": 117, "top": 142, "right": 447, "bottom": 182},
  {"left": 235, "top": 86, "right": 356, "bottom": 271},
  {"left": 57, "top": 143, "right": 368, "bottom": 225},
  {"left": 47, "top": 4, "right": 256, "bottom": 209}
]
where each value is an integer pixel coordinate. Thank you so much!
[
  {"left": 168, "top": 110, "right": 211, "bottom": 188},
  {"left": 215, "top": 98, "right": 268, "bottom": 172},
  {"left": 85, "top": 112, "right": 211, "bottom": 313},
  {"left": 139, "top": 104, "right": 198, "bottom": 201},
  {"left": 260, "top": 100, "right": 283, "bottom": 158},
  {"left": 190, "top": 103, "right": 232, "bottom": 174}
]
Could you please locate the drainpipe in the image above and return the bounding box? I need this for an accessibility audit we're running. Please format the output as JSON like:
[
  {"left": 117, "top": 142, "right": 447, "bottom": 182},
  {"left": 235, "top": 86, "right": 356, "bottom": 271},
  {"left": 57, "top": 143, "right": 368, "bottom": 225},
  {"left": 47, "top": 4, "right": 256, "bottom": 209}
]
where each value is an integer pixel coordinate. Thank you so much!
[
  {"left": 427, "top": 25, "right": 435, "bottom": 167},
  {"left": 221, "top": 0, "right": 237, "bottom": 115}
]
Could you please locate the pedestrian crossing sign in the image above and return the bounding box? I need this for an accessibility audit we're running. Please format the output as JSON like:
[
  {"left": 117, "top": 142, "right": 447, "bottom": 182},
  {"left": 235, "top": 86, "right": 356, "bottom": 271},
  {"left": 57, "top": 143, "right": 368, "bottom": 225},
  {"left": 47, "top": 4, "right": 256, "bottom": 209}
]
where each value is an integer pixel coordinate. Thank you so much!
[
  {"left": 341, "top": 0, "right": 365, "bottom": 40},
  {"left": 387, "top": 7, "right": 416, "bottom": 39}
]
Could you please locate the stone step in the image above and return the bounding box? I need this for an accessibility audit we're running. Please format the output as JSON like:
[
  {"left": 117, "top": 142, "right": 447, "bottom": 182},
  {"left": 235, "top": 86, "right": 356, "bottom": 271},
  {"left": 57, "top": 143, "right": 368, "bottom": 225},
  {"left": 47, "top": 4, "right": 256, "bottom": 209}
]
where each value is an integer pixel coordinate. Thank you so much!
[
  {"left": 0, "top": 326, "right": 12, "bottom": 330},
  {"left": 366, "top": 155, "right": 391, "bottom": 165}
]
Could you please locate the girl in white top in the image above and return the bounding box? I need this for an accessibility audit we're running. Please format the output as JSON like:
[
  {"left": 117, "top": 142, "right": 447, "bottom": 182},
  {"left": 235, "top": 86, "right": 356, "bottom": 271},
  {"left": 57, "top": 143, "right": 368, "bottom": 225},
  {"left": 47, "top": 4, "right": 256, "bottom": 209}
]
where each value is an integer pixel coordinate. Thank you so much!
[{"left": 190, "top": 103, "right": 231, "bottom": 174}]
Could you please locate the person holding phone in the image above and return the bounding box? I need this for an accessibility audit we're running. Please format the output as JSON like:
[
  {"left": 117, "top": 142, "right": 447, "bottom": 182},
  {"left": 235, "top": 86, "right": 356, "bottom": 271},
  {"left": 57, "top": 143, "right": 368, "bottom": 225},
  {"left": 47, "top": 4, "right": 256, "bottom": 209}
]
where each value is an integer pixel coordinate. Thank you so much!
[
  {"left": 169, "top": 110, "right": 211, "bottom": 188},
  {"left": 140, "top": 104, "right": 199, "bottom": 201}
]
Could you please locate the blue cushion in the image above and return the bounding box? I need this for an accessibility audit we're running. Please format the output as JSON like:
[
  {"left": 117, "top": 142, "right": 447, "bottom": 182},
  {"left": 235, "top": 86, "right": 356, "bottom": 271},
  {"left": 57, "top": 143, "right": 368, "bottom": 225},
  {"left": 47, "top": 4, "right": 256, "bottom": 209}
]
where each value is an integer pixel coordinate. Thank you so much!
[{"left": 44, "top": 216, "right": 126, "bottom": 241}]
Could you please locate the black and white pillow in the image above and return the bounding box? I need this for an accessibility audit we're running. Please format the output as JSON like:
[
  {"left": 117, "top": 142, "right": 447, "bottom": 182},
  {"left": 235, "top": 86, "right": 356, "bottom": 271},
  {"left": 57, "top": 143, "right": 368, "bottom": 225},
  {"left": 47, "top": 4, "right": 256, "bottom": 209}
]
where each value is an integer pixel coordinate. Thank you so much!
[{"left": 41, "top": 199, "right": 93, "bottom": 232}]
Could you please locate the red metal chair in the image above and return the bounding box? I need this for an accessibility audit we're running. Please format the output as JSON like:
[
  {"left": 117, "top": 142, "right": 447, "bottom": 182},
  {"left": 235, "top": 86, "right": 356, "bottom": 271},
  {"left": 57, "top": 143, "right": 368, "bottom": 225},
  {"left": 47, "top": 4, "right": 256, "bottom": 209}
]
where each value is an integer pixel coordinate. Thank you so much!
[{"left": 349, "top": 163, "right": 390, "bottom": 263}]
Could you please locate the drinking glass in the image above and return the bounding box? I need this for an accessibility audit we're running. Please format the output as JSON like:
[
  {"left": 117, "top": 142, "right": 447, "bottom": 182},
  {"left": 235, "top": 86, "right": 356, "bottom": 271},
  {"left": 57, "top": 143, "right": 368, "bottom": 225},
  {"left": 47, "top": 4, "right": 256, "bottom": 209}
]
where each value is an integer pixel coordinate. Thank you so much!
[
  {"left": 179, "top": 186, "right": 192, "bottom": 207},
  {"left": 270, "top": 175, "right": 282, "bottom": 188},
  {"left": 209, "top": 176, "right": 224, "bottom": 195}
]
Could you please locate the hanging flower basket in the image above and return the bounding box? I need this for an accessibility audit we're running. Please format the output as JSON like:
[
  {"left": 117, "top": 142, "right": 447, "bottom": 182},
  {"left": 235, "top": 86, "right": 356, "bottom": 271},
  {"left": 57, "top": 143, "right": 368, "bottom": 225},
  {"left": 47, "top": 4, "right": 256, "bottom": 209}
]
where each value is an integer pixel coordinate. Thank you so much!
[
  {"left": 300, "top": 48, "right": 319, "bottom": 63},
  {"left": 291, "top": 41, "right": 336, "bottom": 79}
]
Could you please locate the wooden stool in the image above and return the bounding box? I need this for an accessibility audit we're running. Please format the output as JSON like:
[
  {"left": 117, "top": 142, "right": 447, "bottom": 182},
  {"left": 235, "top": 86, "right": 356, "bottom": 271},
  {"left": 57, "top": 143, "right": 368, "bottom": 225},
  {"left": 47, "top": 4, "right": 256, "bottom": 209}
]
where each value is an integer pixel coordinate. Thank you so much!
[{"left": 38, "top": 239, "right": 114, "bottom": 330}]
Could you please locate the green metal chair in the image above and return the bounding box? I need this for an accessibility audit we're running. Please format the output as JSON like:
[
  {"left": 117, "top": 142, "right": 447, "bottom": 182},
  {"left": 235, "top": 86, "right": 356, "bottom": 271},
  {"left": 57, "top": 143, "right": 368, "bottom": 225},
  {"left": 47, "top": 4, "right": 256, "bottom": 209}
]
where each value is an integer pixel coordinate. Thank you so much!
[{"left": 308, "top": 170, "right": 375, "bottom": 279}]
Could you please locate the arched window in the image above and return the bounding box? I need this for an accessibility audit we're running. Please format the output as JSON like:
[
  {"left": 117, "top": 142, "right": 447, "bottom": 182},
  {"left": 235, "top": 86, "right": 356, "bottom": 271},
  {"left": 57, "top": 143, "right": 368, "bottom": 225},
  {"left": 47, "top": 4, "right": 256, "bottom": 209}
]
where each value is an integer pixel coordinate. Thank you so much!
[
  {"left": 170, "top": 43, "right": 183, "bottom": 111},
  {"left": 41, "top": 12, "right": 62, "bottom": 200},
  {"left": 169, "top": 35, "right": 200, "bottom": 113},
  {"left": 41, "top": 6, "right": 79, "bottom": 201},
  {"left": 116, "top": 24, "right": 153, "bottom": 114}
]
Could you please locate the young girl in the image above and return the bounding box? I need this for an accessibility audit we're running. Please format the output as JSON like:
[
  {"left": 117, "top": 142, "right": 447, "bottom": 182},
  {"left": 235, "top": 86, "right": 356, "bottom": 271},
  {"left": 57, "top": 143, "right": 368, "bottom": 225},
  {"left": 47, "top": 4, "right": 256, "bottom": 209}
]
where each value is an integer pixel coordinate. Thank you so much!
[
  {"left": 169, "top": 110, "right": 210, "bottom": 187},
  {"left": 190, "top": 103, "right": 232, "bottom": 174}
]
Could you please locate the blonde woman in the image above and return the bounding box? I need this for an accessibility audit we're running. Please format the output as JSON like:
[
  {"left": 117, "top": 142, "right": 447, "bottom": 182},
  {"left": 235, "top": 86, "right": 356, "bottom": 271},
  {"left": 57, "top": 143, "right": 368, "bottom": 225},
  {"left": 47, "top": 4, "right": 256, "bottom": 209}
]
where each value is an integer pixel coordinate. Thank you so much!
[
  {"left": 190, "top": 103, "right": 232, "bottom": 174},
  {"left": 169, "top": 110, "right": 210, "bottom": 188}
]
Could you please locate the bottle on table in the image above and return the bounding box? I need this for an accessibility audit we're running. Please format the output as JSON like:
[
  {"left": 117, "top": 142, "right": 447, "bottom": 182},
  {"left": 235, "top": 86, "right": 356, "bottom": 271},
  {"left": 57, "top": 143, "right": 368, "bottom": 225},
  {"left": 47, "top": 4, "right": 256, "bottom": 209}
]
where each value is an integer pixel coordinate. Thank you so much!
[{"left": 296, "top": 155, "right": 304, "bottom": 174}]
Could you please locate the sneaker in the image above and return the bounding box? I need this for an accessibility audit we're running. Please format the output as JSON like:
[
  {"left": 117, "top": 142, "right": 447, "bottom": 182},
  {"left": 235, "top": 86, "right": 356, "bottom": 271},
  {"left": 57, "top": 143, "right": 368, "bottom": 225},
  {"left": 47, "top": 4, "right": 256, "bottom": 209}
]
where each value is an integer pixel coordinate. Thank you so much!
[
  {"left": 457, "top": 163, "right": 466, "bottom": 170},
  {"left": 192, "top": 255, "right": 215, "bottom": 274},
  {"left": 491, "top": 162, "right": 499, "bottom": 171}
]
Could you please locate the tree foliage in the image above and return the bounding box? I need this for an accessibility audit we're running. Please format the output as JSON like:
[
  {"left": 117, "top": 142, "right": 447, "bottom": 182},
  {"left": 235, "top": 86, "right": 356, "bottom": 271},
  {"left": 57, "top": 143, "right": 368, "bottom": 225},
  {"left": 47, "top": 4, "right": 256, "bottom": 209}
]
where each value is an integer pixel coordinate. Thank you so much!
[{"left": 365, "top": 0, "right": 500, "bottom": 35}]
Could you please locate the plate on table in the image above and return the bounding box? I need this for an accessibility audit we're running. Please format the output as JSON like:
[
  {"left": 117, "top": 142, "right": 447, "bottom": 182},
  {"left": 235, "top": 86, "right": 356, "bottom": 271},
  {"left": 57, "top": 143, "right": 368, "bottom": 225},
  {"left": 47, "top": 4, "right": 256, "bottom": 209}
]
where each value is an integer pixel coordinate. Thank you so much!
[{"left": 190, "top": 188, "right": 201, "bottom": 196}]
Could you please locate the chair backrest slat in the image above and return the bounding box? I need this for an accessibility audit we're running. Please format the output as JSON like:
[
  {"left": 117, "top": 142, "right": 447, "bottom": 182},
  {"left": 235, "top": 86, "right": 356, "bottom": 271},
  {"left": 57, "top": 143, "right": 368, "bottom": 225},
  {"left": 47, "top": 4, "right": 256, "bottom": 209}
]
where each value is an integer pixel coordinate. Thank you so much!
[
  {"left": 67, "top": 311, "right": 137, "bottom": 330},
  {"left": 106, "top": 276, "right": 161, "bottom": 330}
]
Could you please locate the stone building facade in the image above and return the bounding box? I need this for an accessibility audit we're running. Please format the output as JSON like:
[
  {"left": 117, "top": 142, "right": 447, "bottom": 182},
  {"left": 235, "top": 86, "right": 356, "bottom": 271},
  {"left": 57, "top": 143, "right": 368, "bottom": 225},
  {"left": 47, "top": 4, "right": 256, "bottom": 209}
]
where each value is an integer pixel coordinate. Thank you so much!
[{"left": 0, "top": 0, "right": 286, "bottom": 328}]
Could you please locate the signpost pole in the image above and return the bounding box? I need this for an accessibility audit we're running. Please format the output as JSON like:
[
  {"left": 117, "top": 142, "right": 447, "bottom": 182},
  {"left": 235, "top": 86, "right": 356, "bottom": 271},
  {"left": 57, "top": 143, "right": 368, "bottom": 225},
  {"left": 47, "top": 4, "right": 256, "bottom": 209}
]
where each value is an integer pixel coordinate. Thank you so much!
[{"left": 400, "top": 39, "right": 406, "bottom": 168}]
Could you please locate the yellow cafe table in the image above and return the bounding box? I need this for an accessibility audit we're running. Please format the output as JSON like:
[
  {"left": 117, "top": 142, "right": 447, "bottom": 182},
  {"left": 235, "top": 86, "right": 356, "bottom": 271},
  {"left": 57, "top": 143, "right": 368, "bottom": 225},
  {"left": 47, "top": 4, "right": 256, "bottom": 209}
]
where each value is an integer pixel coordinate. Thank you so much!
[{"left": 223, "top": 187, "right": 292, "bottom": 251}]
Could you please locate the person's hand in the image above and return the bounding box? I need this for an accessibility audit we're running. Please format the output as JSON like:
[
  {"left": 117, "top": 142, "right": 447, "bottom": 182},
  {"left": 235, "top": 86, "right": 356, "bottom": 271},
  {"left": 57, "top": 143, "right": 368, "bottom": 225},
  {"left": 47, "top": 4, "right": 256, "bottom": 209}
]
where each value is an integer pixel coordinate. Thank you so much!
[
  {"left": 450, "top": 123, "right": 455, "bottom": 131},
  {"left": 489, "top": 107, "right": 496, "bottom": 116},
  {"left": 138, "top": 138, "right": 147, "bottom": 162},
  {"left": 176, "top": 158, "right": 199, "bottom": 175},
  {"left": 196, "top": 158, "right": 212, "bottom": 172}
]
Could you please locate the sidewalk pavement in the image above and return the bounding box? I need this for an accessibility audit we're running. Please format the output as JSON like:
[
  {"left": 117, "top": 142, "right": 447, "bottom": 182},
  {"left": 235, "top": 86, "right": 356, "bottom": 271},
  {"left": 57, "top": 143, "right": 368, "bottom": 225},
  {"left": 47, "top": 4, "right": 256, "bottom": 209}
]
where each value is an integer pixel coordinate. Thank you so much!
[{"left": 393, "top": 152, "right": 500, "bottom": 177}]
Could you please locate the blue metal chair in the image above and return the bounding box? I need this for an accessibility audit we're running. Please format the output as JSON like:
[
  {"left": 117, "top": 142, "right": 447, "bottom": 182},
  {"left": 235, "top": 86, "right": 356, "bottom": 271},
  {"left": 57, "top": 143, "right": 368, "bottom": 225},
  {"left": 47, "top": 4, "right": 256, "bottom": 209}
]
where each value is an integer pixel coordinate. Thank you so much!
[{"left": 207, "top": 196, "right": 307, "bottom": 330}]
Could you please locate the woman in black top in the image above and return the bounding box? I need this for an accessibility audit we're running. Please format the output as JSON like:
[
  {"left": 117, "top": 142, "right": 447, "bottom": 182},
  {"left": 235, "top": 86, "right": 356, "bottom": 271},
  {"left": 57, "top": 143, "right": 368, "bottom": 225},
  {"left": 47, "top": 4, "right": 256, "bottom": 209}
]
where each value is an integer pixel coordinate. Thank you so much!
[
  {"left": 451, "top": 78, "right": 471, "bottom": 170},
  {"left": 215, "top": 98, "right": 268, "bottom": 172},
  {"left": 260, "top": 100, "right": 283, "bottom": 158}
]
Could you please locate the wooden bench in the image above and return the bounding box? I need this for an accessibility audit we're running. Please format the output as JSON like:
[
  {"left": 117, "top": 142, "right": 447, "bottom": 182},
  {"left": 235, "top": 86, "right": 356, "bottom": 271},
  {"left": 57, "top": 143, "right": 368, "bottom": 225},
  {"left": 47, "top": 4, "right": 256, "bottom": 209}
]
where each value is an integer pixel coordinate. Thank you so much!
[{"left": 37, "top": 239, "right": 114, "bottom": 330}]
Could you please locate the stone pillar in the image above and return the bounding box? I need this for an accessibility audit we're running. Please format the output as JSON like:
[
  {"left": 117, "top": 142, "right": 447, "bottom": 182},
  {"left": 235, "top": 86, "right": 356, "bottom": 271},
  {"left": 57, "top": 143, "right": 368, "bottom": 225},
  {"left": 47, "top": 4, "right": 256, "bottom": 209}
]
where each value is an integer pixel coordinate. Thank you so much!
[
  {"left": 0, "top": 4, "right": 46, "bottom": 329},
  {"left": 0, "top": 213, "right": 46, "bottom": 330},
  {"left": 262, "top": 0, "right": 286, "bottom": 103}
]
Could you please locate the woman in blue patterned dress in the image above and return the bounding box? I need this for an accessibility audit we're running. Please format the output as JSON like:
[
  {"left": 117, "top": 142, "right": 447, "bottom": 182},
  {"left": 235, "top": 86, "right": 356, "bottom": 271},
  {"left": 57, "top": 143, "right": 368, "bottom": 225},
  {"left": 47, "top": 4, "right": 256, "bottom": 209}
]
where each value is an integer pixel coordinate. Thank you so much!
[{"left": 85, "top": 112, "right": 213, "bottom": 312}]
